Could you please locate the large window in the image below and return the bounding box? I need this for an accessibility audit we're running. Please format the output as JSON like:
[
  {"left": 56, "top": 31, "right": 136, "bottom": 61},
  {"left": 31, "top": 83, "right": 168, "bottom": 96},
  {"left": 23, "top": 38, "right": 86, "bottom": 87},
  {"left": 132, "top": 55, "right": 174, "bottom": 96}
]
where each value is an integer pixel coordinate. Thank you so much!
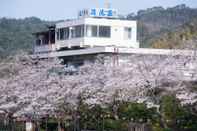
[
  {"left": 85, "top": 25, "right": 98, "bottom": 37},
  {"left": 63, "top": 28, "right": 69, "bottom": 39},
  {"left": 57, "top": 28, "right": 69, "bottom": 40},
  {"left": 56, "top": 30, "right": 60, "bottom": 40},
  {"left": 71, "top": 25, "right": 84, "bottom": 38},
  {"left": 57, "top": 25, "right": 84, "bottom": 40},
  {"left": 99, "top": 26, "right": 111, "bottom": 38},
  {"left": 60, "top": 29, "right": 64, "bottom": 40},
  {"left": 57, "top": 25, "right": 111, "bottom": 40},
  {"left": 75, "top": 25, "right": 84, "bottom": 38},
  {"left": 85, "top": 25, "right": 111, "bottom": 38},
  {"left": 70, "top": 27, "right": 75, "bottom": 38},
  {"left": 124, "top": 27, "right": 132, "bottom": 40}
]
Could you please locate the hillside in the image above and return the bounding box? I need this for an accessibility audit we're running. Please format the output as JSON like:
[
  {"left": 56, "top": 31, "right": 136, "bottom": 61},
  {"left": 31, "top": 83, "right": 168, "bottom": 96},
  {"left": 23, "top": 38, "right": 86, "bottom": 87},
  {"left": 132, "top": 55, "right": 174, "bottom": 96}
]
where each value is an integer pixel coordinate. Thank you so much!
[
  {"left": 127, "top": 4, "right": 197, "bottom": 47},
  {"left": 150, "top": 18, "right": 197, "bottom": 49},
  {"left": 0, "top": 17, "right": 52, "bottom": 59}
]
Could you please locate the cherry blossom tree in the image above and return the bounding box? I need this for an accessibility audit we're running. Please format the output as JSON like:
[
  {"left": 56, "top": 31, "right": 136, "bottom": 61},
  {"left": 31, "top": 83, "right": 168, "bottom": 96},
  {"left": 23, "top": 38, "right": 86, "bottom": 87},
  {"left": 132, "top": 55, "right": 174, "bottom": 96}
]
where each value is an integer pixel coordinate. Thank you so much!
[{"left": 0, "top": 52, "right": 197, "bottom": 130}]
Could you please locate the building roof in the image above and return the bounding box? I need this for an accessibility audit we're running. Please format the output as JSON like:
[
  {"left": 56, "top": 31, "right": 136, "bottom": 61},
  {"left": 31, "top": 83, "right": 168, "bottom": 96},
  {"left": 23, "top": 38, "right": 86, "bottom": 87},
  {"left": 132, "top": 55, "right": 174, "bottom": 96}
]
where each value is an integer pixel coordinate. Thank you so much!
[
  {"left": 32, "top": 46, "right": 196, "bottom": 59},
  {"left": 32, "top": 25, "right": 55, "bottom": 35}
]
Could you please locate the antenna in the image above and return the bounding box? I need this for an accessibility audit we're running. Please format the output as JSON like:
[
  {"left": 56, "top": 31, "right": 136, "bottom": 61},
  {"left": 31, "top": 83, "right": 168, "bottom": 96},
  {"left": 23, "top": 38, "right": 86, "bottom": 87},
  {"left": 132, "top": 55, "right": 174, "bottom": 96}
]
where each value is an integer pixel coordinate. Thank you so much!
[
  {"left": 93, "top": 0, "right": 99, "bottom": 8},
  {"left": 104, "top": 0, "right": 111, "bottom": 8}
]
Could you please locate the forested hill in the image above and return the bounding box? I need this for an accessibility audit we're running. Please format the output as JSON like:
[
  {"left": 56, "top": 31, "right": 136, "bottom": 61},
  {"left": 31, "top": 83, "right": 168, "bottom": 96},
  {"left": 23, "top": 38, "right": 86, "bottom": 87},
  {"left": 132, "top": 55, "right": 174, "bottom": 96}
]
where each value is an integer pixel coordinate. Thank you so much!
[
  {"left": 127, "top": 4, "right": 197, "bottom": 47},
  {"left": 150, "top": 18, "right": 197, "bottom": 49},
  {"left": 0, "top": 4, "right": 197, "bottom": 59},
  {"left": 0, "top": 17, "right": 52, "bottom": 59}
]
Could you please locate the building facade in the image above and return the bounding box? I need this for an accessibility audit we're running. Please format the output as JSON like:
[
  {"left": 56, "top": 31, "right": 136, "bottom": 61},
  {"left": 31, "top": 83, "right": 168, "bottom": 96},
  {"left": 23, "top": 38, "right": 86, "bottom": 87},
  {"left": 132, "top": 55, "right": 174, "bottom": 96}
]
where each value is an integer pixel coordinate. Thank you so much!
[
  {"left": 33, "top": 8, "right": 139, "bottom": 56},
  {"left": 32, "top": 8, "right": 197, "bottom": 80}
]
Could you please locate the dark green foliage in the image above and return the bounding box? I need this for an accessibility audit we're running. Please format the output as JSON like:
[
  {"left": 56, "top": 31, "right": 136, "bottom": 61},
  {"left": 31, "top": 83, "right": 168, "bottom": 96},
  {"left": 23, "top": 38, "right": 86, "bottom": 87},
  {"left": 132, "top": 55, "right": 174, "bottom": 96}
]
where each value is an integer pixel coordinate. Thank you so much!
[
  {"left": 0, "top": 98, "right": 196, "bottom": 131},
  {"left": 76, "top": 102, "right": 155, "bottom": 131},
  {"left": 0, "top": 17, "right": 53, "bottom": 58},
  {"left": 40, "top": 118, "right": 58, "bottom": 131},
  {"left": 127, "top": 4, "right": 197, "bottom": 48},
  {"left": 158, "top": 95, "right": 197, "bottom": 131},
  {"left": 118, "top": 102, "right": 154, "bottom": 123},
  {"left": 151, "top": 19, "right": 197, "bottom": 49}
]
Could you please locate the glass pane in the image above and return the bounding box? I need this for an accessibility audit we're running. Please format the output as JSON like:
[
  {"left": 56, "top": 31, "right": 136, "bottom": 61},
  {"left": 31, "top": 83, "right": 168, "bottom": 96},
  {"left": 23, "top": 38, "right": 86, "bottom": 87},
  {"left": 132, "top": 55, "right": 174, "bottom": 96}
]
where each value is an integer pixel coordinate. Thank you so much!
[
  {"left": 60, "top": 29, "right": 64, "bottom": 40},
  {"left": 70, "top": 25, "right": 84, "bottom": 38},
  {"left": 71, "top": 27, "right": 76, "bottom": 38},
  {"left": 124, "top": 27, "right": 132, "bottom": 40},
  {"left": 99, "top": 26, "right": 111, "bottom": 38},
  {"left": 56, "top": 30, "right": 60, "bottom": 40},
  {"left": 81, "top": 25, "right": 84, "bottom": 37},
  {"left": 92, "top": 26, "right": 98, "bottom": 37},
  {"left": 64, "top": 28, "right": 69, "bottom": 39},
  {"left": 58, "top": 25, "right": 84, "bottom": 40},
  {"left": 85, "top": 25, "right": 98, "bottom": 37},
  {"left": 75, "top": 26, "right": 82, "bottom": 38},
  {"left": 86, "top": 25, "right": 92, "bottom": 37}
]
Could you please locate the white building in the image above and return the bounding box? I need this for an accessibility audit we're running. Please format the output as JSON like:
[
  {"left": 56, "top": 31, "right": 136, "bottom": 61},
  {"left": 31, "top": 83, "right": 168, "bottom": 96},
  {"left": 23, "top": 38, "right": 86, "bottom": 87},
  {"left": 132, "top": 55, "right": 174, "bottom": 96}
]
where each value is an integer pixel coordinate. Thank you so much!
[{"left": 33, "top": 8, "right": 139, "bottom": 57}]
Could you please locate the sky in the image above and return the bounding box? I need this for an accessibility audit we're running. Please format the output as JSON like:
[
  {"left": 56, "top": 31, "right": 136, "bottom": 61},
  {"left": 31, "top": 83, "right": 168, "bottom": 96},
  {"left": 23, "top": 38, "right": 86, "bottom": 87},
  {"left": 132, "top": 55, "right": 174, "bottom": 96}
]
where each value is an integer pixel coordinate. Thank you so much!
[{"left": 0, "top": 0, "right": 197, "bottom": 20}]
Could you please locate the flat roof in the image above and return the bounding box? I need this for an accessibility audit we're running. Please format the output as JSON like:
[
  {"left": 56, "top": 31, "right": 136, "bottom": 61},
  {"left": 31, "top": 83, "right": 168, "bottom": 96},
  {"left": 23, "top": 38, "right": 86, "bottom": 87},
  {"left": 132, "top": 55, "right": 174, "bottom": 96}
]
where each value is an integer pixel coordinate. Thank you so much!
[{"left": 32, "top": 47, "right": 196, "bottom": 59}]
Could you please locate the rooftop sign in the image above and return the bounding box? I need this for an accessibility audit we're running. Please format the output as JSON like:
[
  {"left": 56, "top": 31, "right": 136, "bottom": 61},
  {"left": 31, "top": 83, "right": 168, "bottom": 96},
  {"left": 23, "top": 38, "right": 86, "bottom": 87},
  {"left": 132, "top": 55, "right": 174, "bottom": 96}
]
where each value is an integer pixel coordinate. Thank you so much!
[{"left": 78, "top": 8, "right": 118, "bottom": 18}]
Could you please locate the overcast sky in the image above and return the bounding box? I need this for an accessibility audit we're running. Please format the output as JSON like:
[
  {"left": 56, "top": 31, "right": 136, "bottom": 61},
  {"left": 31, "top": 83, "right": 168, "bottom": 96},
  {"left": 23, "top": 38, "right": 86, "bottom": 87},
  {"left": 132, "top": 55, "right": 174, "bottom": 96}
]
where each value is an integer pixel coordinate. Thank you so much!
[{"left": 1, "top": 0, "right": 197, "bottom": 20}]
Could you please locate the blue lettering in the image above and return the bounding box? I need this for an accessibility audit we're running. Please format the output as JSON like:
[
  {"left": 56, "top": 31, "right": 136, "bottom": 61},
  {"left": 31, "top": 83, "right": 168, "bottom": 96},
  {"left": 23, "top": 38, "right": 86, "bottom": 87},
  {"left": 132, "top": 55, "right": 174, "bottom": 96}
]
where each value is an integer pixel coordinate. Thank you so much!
[
  {"left": 107, "top": 10, "right": 113, "bottom": 17},
  {"left": 91, "top": 9, "right": 96, "bottom": 16},
  {"left": 99, "top": 9, "right": 105, "bottom": 16},
  {"left": 79, "top": 11, "right": 82, "bottom": 16}
]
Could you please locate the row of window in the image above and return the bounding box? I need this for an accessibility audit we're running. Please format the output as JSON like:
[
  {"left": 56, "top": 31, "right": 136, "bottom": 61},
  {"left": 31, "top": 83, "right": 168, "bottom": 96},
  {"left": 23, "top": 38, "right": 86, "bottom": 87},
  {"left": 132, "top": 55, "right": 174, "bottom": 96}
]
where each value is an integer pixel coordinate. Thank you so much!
[
  {"left": 57, "top": 25, "right": 111, "bottom": 40},
  {"left": 59, "top": 25, "right": 85, "bottom": 40},
  {"left": 56, "top": 25, "right": 132, "bottom": 40}
]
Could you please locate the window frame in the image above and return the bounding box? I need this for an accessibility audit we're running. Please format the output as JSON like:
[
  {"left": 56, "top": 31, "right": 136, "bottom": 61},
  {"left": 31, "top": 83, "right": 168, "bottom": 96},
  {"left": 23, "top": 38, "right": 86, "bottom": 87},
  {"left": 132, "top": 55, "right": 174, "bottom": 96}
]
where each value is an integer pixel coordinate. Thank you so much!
[
  {"left": 124, "top": 27, "right": 132, "bottom": 40},
  {"left": 98, "top": 26, "right": 111, "bottom": 38},
  {"left": 85, "top": 25, "right": 98, "bottom": 37}
]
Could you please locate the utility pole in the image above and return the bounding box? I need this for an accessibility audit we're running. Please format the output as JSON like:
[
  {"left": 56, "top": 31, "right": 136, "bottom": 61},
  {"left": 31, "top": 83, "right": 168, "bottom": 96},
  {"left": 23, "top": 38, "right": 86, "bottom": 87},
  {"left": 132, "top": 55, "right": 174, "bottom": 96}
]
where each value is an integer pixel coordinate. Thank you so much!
[
  {"left": 104, "top": 0, "right": 111, "bottom": 8},
  {"left": 93, "top": 0, "right": 99, "bottom": 7},
  {"left": 92, "top": 0, "right": 111, "bottom": 8}
]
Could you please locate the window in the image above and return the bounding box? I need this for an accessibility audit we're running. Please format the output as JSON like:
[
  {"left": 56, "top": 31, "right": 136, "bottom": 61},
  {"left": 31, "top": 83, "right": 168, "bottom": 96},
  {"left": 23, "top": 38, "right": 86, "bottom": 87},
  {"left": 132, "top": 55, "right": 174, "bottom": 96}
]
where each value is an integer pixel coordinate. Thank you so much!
[
  {"left": 63, "top": 28, "right": 69, "bottom": 39},
  {"left": 91, "top": 26, "right": 98, "bottom": 37},
  {"left": 56, "top": 30, "right": 60, "bottom": 40},
  {"left": 124, "top": 27, "right": 132, "bottom": 40},
  {"left": 57, "top": 25, "right": 84, "bottom": 40},
  {"left": 75, "top": 25, "right": 84, "bottom": 38},
  {"left": 70, "top": 27, "right": 75, "bottom": 38},
  {"left": 36, "top": 39, "right": 41, "bottom": 46},
  {"left": 85, "top": 25, "right": 111, "bottom": 38},
  {"left": 99, "top": 26, "right": 111, "bottom": 38},
  {"left": 85, "top": 25, "right": 98, "bottom": 37},
  {"left": 71, "top": 25, "right": 84, "bottom": 38},
  {"left": 60, "top": 29, "right": 64, "bottom": 40},
  {"left": 57, "top": 28, "right": 69, "bottom": 40}
]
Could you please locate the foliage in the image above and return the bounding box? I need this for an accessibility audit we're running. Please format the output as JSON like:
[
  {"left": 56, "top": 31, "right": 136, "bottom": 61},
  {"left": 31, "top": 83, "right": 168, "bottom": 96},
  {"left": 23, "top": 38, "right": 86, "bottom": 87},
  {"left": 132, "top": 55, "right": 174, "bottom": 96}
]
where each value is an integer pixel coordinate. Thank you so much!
[
  {"left": 0, "top": 17, "right": 53, "bottom": 59},
  {"left": 159, "top": 95, "right": 197, "bottom": 131},
  {"left": 127, "top": 4, "right": 197, "bottom": 48},
  {"left": 118, "top": 102, "right": 154, "bottom": 122},
  {"left": 151, "top": 19, "right": 197, "bottom": 49}
]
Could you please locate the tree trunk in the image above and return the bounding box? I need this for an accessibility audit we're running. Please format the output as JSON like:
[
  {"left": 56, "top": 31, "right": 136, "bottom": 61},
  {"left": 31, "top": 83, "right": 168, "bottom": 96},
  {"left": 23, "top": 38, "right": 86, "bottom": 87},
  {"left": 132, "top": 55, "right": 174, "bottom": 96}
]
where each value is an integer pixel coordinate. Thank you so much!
[
  {"left": 58, "top": 120, "right": 63, "bottom": 131},
  {"left": 45, "top": 118, "right": 48, "bottom": 131},
  {"left": 26, "top": 121, "right": 35, "bottom": 131}
]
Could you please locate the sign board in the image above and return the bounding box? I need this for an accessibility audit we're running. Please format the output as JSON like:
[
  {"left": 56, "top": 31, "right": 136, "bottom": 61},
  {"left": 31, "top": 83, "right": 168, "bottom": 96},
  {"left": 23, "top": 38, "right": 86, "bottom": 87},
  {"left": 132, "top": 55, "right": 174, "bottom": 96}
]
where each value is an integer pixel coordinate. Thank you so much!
[{"left": 78, "top": 8, "right": 118, "bottom": 18}]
